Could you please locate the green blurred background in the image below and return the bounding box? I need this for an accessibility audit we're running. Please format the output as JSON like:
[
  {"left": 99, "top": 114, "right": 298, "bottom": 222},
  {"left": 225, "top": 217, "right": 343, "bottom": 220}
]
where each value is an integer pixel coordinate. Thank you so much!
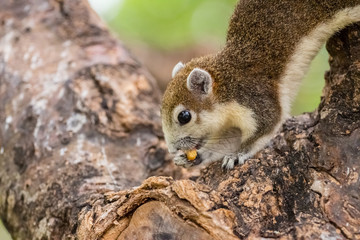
[
  {"left": 0, "top": 0, "right": 328, "bottom": 238},
  {"left": 0, "top": 220, "right": 11, "bottom": 240},
  {"left": 92, "top": 0, "right": 327, "bottom": 115}
]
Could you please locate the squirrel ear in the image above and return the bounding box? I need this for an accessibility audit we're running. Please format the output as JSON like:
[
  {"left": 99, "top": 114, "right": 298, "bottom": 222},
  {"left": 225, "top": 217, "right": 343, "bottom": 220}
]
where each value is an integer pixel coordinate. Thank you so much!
[
  {"left": 187, "top": 68, "right": 213, "bottom": 95},
  {"left": 172, "top": 61, "right": 185, "bottom": 78}
]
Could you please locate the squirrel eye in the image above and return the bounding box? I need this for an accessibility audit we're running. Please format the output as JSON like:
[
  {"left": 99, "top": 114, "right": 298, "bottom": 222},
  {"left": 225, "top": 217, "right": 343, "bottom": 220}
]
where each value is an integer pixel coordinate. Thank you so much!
[{"left": 178, "top": 110, "right": 191, "bottom": 125}]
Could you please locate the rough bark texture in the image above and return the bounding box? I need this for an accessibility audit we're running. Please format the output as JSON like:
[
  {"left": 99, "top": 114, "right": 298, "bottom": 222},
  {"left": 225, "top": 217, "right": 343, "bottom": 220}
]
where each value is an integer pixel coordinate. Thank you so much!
[
  {"left": 0, "top": 0, "right": 359, "bottom": 239},
  {"left": 0, "top": 0, "right": 176, "bottom": 239}
]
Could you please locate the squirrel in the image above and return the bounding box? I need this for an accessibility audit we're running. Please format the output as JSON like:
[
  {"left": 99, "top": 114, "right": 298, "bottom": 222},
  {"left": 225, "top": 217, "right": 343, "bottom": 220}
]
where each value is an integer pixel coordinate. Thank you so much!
[{"left": 161, "top": 0, "right": 360, "bottom": 169}]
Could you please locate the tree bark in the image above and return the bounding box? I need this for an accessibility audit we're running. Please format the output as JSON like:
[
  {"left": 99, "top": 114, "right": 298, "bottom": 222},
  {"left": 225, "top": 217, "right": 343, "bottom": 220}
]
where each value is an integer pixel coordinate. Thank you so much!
[{"left": 0, "top": 0, "right": 359, "bottom": 240}]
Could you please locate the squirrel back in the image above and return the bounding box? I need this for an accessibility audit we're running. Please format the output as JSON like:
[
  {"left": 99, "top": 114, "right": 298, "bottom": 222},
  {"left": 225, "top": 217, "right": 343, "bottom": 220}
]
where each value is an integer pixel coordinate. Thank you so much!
[
  {"left": 223, "top": 0, "right": 360, "bottom": 122},
  {"left": 161, "top": 0, "right": 360, "bottom": 169}
]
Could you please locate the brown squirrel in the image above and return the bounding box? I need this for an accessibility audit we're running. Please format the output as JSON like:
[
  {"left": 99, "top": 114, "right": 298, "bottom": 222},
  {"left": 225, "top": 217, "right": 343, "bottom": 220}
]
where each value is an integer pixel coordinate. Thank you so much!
[{"left": 161, "top": 0, "right": 360, "bottom": 169}]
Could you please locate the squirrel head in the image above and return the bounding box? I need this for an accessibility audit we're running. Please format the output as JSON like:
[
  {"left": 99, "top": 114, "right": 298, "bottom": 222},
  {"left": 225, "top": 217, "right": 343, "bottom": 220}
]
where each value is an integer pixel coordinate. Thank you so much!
[
  {"left": 161, "top": 59, "right": 218, "bottom": 154},
  {"left": 161, "top": 57, "right": 258, "bottom": 167}
]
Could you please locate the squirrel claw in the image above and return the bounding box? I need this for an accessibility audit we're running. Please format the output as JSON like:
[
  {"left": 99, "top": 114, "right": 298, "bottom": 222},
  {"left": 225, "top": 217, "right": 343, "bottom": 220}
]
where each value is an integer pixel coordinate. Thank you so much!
[
  {"left": 222, "top": 154, "right": 238, "bottom": 169},
  {"left": 222, "top": 153, "right": 249, "bottom": 169}
]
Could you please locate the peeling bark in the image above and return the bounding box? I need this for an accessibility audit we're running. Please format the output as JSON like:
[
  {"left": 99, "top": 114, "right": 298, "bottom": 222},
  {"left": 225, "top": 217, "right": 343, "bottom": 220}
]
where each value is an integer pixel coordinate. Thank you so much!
[{"left": 0, "top": 0, "right": 359, "bottom": 240}]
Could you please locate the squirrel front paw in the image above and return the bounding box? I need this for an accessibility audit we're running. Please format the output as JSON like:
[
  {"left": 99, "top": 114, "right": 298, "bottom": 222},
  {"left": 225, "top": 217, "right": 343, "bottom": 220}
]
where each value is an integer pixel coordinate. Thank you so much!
[
  {"left": 173, "top": 153, "right": 192, "bottom": 168},
  {"left": 222, "top": 152, "right": 250, "bottom": 169},
  {"left": 221, "top": 154, "right": 238, "bottom": 169},
  {"left": 173, "top": 151, "right": 203, "bottom": 168}
]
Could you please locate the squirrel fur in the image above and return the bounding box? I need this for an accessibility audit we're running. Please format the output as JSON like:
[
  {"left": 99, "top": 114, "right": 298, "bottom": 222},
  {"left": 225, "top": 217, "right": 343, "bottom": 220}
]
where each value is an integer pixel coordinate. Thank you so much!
[{"left": 161, "top": 0, "right": 360, "bottom": 169}]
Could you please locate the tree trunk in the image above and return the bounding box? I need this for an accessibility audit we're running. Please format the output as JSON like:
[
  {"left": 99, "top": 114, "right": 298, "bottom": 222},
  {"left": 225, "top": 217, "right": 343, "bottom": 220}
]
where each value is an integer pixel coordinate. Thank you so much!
[{"left": 0, "top": 0, "right": 359, "bottom": 239}]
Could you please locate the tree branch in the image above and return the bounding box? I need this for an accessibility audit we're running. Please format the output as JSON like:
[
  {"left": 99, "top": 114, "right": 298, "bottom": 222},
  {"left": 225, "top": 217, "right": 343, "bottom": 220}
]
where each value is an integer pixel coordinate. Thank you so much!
[
  {"left": 0, "top": 0, "right": 176, "bottom": 239},
  {"left": 0, "top": 0, "right": 359, "bottom": 239}
]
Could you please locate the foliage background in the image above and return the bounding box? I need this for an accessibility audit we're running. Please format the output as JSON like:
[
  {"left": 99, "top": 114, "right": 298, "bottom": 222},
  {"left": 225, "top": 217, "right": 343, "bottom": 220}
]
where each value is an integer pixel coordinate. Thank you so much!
[
  {"left": 94, "top": 0, "right": 327, "bottom": 115},
  {"left": 0, "top": 0, "right": 328, "bottom": 238},
  {"left": 0, "top": 221, "right": 11, "bottom": 240}
]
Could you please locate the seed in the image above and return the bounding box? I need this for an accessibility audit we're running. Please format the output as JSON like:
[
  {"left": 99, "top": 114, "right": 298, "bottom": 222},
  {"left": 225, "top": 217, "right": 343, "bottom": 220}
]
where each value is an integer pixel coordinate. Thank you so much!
[{"left": 185, "top": 149, "right": 197, "bottom": 161}]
